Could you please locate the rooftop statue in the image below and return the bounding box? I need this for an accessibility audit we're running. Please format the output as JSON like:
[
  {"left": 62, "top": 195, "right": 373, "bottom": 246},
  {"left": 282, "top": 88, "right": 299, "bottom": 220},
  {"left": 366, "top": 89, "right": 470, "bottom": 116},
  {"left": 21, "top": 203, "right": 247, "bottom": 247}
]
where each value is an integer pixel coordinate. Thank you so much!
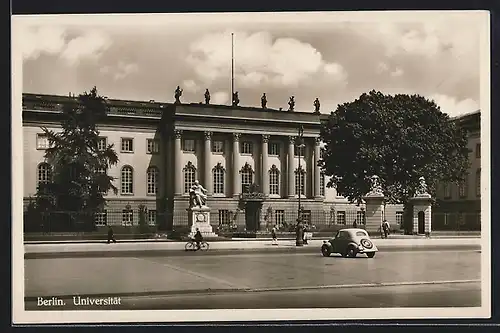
[
  {"left": 288, "top": 96, "right": 295, "bottom": 111},
  {"left": 314, "top": 98, "right": 320, "bottom": 113},
  {"left": 174, "top": 86, "right": 183, "bottom": 104},
  {"left": 416, "top": 176, "right": 429, "bottom": 196},
  {"left": 261, "top": 93, "right": 267, "bottom": 109},
  {"left": 204, "top": 89, "right": 210, "bottom": 105},
  {"left": 232, "top": 92, "right": 240, "bottom": 106}
]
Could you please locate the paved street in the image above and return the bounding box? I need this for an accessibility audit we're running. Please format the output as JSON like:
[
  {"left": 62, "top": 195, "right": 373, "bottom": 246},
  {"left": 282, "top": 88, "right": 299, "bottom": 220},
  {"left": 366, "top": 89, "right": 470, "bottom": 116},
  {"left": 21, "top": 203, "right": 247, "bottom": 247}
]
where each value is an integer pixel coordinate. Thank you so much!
[{"left": 25, "top": 249, "right": 481, "bottom": 310}]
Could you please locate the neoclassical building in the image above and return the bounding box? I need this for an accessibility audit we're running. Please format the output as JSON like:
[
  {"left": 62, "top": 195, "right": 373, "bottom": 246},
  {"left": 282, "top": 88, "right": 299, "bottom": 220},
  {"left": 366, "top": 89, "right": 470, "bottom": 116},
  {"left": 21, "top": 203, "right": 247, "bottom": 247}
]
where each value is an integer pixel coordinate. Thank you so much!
[{"left": 23, "top": 93, "right": 407, "bottom": 232}]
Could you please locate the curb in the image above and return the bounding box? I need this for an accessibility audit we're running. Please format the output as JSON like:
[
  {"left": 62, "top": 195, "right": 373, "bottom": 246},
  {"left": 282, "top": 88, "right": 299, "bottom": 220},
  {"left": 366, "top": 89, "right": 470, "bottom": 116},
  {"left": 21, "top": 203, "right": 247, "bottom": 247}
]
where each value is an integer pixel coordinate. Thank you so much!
[{"left": 24, "top": 244, "right": 481, "bottom": 259}]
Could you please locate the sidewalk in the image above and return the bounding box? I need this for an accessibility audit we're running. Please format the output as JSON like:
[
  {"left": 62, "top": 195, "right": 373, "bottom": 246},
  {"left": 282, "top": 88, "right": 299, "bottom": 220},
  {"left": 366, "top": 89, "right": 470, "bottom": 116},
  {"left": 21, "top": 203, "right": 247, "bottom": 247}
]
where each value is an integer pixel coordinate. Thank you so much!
[{"left": 24, "top": 237, "right": 481, "bottom": 257}]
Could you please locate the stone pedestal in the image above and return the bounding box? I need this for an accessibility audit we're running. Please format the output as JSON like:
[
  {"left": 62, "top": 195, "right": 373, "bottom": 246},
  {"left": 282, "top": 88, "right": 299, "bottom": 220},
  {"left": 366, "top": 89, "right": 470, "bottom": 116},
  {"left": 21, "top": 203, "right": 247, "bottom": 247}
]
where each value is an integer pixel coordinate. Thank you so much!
[
  {"left": 410, "top": 194, "right": 432, "bottom": 236},
  {"left": 363, "top": 192, "right": 385, "bottom": 235},
  {"left": 188, "top": 206, "right": 217, "bottom": 238}
]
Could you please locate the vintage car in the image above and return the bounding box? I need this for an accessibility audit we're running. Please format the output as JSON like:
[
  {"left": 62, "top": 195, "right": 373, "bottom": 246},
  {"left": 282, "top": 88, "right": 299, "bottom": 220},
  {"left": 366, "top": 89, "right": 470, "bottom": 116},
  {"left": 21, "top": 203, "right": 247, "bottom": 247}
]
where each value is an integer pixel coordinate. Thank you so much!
[{"left": 321, "top": 228, "right": 378, "bottom": 258}]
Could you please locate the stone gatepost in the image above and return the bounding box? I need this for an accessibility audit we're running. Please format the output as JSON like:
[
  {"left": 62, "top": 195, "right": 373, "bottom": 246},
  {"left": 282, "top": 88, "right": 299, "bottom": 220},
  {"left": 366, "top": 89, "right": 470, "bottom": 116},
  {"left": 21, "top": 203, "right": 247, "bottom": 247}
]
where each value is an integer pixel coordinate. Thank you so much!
[
  {"left": 409, "top": 176, "right": 433, "bottom": 236},
  {"left": 362, "top": 175, "right": 385, "bottom": 235}
]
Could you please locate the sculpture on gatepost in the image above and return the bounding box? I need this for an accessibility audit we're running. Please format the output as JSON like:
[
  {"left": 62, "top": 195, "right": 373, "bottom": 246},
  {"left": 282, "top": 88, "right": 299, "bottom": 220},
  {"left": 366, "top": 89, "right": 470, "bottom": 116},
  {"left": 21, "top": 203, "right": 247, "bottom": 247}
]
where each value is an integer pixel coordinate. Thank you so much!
[
  {"left": 232, "top": 92, "right": 240, "bottom": 106},
  {"left": 368, "top": 175, "right": 383, "bottom": 195},
  {"left": 415, "top": 176, "right": 430, "bottom": 197},
  {"left": 204, "top": 89, "right": 210, "bottom": 105},
  {"left": 261, "top": 93, "right": 267, "bottom": 109},
  {"left": 174, "top": 86, "right": 183, "bottom": 104},
  {"left": 189, "top": 180, "right": 208, "bottom": 208},
  {"left": 314, "top": 98, "right": 320, "bottom": 113},
  {"left": 288, "top": 96, "right": 295, "bottom": 111}
]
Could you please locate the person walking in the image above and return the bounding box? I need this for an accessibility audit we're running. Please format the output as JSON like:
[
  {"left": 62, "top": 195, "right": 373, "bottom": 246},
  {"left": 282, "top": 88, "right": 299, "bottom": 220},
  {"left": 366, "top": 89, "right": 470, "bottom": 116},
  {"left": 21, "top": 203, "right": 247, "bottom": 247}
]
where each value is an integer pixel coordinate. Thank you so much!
[
  {"left": 271, "top": 225, "right": 278, "bottom": 245},
  {"left": 382, "top": 220, "right": 390, "bottom": 238},
  {"left": 107, "top": 226, "right": 116, "bottom": 244}
]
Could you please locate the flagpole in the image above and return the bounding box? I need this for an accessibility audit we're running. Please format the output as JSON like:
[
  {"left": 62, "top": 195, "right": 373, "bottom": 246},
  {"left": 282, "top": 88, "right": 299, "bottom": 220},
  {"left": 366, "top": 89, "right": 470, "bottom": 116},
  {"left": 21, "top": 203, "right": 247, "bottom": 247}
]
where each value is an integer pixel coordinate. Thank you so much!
[{"left": 231, "top": 32, "right": 234, "bottom": 103}]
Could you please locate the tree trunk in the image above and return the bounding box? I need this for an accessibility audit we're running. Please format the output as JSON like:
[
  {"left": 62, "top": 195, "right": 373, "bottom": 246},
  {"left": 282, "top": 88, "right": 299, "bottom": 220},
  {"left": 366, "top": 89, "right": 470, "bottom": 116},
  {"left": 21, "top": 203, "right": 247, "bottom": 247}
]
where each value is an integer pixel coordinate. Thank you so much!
[{"left": 403, "top": 202, "right": 414, "bottom": 235}]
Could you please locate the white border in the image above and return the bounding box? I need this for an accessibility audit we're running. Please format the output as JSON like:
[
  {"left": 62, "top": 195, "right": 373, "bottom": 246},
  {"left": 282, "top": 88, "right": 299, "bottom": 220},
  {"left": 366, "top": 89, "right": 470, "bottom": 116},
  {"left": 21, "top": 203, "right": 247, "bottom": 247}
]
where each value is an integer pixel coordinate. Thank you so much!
[{"left": 12, "top": 10, "right": 491, "bottom": 324}]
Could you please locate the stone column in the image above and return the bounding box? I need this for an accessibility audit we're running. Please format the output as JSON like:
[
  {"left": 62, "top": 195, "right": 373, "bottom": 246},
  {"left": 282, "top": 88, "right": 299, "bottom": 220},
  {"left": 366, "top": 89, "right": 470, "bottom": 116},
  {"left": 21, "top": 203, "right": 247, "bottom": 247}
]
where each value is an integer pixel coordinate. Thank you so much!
[
  {"left": 174, "top": 129, "right": 183, "bottom": 196},
  {"left": 233, "top": 133, "right": 241, "bottom": 197},
  {"left": 314, "top": 137, "right": 321, "bottom": 198},
  {"left": 204, "top": 131, "right": 212, "bottom": 196},
  {"left": 261, "top": 134, "right": 270, "bottom": 195},
  {"left": 288, "top": 136, "right": 295, "bottom": 198}
]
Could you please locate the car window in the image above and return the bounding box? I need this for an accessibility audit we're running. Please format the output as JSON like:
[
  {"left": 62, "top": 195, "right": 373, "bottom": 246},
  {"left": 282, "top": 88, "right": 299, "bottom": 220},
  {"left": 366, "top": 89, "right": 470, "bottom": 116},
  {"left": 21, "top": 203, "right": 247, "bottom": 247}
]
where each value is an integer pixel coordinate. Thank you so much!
[
  {"left": 339, "top": 231, "right": 349, "bottom": 239},
  {"left": 356, "top": 231, "right": 367, "bottom": 237},
  {"left": 334, "top": 231, "right": 340, "bottom": 238}
]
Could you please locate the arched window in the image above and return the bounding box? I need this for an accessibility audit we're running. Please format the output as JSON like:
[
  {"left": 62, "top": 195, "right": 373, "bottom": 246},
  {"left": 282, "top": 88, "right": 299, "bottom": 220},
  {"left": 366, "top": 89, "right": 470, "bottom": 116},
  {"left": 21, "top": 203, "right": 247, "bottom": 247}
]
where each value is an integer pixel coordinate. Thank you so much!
[
  {"left": 37, "top": 163, "right": 52, "bottom": 187},
  {"left": 295, "top": 166, "right": 306, "bottom": 196},
  {"left": 240, "top": 162, "right": 254, "bottom": 193},
  {"left": 121, "top": 165, "right": 134, "bottom": 195},
  {"left": 476, "top": 169, "right": 481, "bottom": 197},
  {"left": 183, "top": 161, "right": 196, "bottom": 194},
  {"left": 147, "top": 167, "right": 159, "bottom": 195},
  {"left": 212, "top": 163, "right": 225, "bottom": 195},
  {"left": 269, "top": 165, "right": 280, "bottom": 195}
]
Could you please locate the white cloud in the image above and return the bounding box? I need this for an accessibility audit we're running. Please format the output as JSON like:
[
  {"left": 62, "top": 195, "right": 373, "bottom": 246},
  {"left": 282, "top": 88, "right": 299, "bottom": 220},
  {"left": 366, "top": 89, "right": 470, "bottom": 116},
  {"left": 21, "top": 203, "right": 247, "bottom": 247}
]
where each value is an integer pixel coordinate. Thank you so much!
[
  {"left": 376, "top": 62, "right": 389, "bottom": 73},
  {"left": 429, "top": 94, "right": 479, "bottom": 117},
  {"left": 323, "top": 62, "right": 348, "bottom": 81},
  {"left": 183, "top": 79, "right": 200, "bottom": 93},
  {"left": 186, "top": 30, "right": 346, "bottom": 88},
  {"left": 212, "top": 91, "right": 229, "bottom": 105},
  {"left": 100, "top": 61, "right": 138, "bottom": 80},
  {"left": 390, "top": 67, "right": 404, "bottom": 77},
  {"left": 21, "top": 26, "right": 111, "bottom": 65}
]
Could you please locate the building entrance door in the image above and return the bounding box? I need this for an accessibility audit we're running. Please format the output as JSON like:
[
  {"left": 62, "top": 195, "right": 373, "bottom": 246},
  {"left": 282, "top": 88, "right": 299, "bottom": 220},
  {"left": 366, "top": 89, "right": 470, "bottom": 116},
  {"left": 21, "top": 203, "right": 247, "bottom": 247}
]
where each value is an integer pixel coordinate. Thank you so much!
[{"left": 418, "top": 211, "right": 425, "bottom": 234}]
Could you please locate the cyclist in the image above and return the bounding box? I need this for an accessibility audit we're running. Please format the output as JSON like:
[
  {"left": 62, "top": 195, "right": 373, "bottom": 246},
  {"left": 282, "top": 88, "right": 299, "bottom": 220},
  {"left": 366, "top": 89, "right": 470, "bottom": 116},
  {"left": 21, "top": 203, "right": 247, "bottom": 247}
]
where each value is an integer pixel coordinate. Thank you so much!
[{"left": 193, "top": 228, "right": 203, "bottom": 250}]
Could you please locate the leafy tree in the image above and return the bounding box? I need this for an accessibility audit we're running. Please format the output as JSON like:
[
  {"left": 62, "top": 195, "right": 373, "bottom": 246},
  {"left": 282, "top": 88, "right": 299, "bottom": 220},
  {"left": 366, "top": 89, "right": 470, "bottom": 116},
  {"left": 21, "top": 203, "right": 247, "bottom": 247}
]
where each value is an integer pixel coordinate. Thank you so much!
[
  {"left": 35, "top": 87, "right": 118, "bottom": 230},
  {"left": 319, "top": 90, "right": 469, "bottom": 230}
]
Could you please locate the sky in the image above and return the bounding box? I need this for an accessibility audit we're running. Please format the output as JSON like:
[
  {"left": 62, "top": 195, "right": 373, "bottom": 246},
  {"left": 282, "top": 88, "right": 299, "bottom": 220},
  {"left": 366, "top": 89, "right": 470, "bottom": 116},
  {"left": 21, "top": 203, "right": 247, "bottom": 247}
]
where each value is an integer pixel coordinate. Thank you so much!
[{"left": 15, "top": 11, "right": 487, "bottom": 117}]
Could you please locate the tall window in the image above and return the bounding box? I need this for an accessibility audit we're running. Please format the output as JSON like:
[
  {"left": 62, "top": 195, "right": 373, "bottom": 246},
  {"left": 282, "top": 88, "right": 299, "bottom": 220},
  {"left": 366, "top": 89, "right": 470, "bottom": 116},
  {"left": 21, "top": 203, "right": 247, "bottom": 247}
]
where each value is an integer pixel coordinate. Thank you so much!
[
  {"left": 95, "top": 210, "right": 107, "bottom": 227},
  {"left": 182, "top": 139, "right": 196, "bottom": 152},
  {"left": 122, "top": 209, "right": 133, "bottom": 226},
  {"left": 212, "top": 163, "right": 225, "bottom": 195},
  {"left": 148, "top": 210, "right": 157, "bottom": 226},
  {"left": 458, "top": 177, "right": 468, "bottom": 198},
  {"left": 241, "top": 141, "right": 253, "bottom": 154},
  {"left": 147, "top": 139, "right": 160, "bottom": 154},
  {"left": 218, "top": 210, "right": 231, "bottom": 225},
  {"left": 240, "top": 162, "right": 253, "bottom": 192},
  {"left": 443, "top": 182, "right": 451, "bottom": 199},
  {"left": 295, "top": 166, "right": 305, "bottom": 195},
  {"left": 269, "top": 165, "right": 280, "bottom": 195},
  {"left": 476, "top": 169, "right": 481, "bottom": 197},
  {"left": 96, "top": 166, "right": 108, "bottom": 195},
  {"left": 356, "top": 211, "right": 366, "bottom": 225},
  {"left": 183, "top": 162, "right": 196, "bottom": 194},
  {"left": 147, "top": 167, "right": 159, "bottom": 195},
  {"left": 211, "top": 140, "right": 224, "bottom": 153},
  {"left": 36, "top": 133, "right": 50, "bottom": 150},
  {"left": 97, "top": 137, "right": 107, "bottom": 151},
  {"left": 396, "top": 211, "right": 404, "bottom": 225},
  {"left": 336, "top": 211, "right": 346, "bottom": 225},
  {"left": 121, "top": 138, "right": 133, "bottom": 153},
  {"left": 275, "top": 210, "right": 285, "bottom": 227},
  {"left": 120, "top": 166, "right": 134, "bottom": 194},
  {"left": 319, "top": 172, "right": 325, "bottom": 196},
  {"left": 37, "top": 163, "right": 52, "bottom": 186},
  {"left": 268, "top": 142, "right": 280, "bottom": 156}
]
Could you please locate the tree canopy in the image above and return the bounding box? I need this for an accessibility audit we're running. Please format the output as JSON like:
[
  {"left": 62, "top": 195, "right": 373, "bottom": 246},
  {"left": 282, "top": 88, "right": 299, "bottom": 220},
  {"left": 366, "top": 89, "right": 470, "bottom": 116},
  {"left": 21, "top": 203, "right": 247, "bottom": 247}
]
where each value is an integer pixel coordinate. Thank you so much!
[
  {"left": 319, "top": 90, "right": 470, "bottom": 205},
  {"left": 35, "top": 87, "right": 119, "bottom": 216}
]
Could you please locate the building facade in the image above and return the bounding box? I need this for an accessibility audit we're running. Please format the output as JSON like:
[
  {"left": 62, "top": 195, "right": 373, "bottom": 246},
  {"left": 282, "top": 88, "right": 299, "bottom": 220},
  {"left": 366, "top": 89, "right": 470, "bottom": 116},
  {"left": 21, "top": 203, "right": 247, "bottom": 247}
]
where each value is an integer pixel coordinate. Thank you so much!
[
  {"left": 23, "top": 93, "right": 408, "bottom": 232},
  {"left": 433, "top": 111, "right": 481, "bottom": 231}
]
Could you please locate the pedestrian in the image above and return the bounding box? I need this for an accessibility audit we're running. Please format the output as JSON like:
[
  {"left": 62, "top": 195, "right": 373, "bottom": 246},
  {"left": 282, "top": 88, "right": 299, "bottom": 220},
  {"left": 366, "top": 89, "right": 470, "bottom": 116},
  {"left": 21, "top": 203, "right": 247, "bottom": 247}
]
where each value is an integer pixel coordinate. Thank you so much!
[
  {"left": 302, "top": 224, "right": 308, "bottom": 245},
  {"left": 271, "top": 225, "right": 278, "bottom": 245},
  {"left": 353, "top": 219, "right": 358, "bottom": 228},
  {"left": 107, "top": 225, "right": 116, "bottom": 244},
  {"left": 382, "top": 220, "right": 390, "bottom": 238}
]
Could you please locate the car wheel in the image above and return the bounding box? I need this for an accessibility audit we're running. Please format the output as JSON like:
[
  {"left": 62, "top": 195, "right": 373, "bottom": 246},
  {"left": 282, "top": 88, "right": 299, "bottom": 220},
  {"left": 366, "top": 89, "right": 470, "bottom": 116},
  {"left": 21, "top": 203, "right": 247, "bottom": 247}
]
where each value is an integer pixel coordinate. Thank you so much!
[
  {"left": 321, "top": 245, "right": 331, "bottom": 257},
  {"left": 347, "top": 246, "right": 357, "bottom": 258},
  {"left": 366, "top": 252, "right": 376, "bottom": 258}
]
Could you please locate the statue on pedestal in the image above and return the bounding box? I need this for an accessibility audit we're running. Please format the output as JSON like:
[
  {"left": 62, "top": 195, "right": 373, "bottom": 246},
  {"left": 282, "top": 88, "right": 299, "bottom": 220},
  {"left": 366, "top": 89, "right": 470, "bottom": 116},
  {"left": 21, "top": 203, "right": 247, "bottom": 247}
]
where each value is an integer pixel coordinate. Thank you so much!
[
  {"left": 368, "top": 175, "right": 383, "bottom": 195},
  {"left": 416, "top": 176, "right": 429, "bottom": 196},
  {"left": 189, "top": 180, "right": 208, "bottom": 208},
  {"left": 261, "top": 93, "right": 267, "bottom": 109},
  {"left": 232, "top": 92, "right": 240, "bottom": 106},
  {"left": 174, "top": 86, "right": 183, "bottom": 104},
  {"left": 314, "top": 98, "right": 320, "bottom": 113},
  {"left": 204, "top": 89, "right": 210, "bottom": 105},
  {"left": 288, "top": 96, "right": 295, "bottom": 111}
]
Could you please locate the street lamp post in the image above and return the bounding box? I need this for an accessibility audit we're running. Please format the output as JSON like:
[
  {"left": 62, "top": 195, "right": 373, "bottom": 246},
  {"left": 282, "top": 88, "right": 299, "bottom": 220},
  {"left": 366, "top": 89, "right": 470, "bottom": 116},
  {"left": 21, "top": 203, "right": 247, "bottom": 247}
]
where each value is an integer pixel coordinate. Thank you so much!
[{"left": 296, "top": 125, "right": 305, "bottom": 246}]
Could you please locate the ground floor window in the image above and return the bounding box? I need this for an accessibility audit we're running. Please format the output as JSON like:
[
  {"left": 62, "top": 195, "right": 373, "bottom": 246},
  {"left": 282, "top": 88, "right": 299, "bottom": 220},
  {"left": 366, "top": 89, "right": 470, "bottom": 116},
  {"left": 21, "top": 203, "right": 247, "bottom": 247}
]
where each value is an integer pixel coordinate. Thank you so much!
[
  {"left": 95, "top": 211, "right": 107, "bottom": 227},
  {"left": 122, "top": 209, "right": 133, "bottom": 226},
  {"left": 148, "top": 210, "right": 157, "bottom": 226},
  {"left": 336, "top": 211, "right": 346, "bottom": 225}
]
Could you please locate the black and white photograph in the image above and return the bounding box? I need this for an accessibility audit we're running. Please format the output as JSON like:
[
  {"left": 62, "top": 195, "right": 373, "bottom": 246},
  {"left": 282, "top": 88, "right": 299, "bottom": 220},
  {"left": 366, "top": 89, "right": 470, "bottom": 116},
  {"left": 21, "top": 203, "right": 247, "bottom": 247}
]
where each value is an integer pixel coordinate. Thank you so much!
[{"left": 12, "top": 10, "right": 490, "bottom": 324}]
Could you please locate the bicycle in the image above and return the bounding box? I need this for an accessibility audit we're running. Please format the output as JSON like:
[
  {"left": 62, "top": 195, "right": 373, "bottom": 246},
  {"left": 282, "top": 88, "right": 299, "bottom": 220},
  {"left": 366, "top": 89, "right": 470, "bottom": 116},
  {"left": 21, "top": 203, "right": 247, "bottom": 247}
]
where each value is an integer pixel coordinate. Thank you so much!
[{"left": 185, "top": 239, "right": 209, "bottom": 251}]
